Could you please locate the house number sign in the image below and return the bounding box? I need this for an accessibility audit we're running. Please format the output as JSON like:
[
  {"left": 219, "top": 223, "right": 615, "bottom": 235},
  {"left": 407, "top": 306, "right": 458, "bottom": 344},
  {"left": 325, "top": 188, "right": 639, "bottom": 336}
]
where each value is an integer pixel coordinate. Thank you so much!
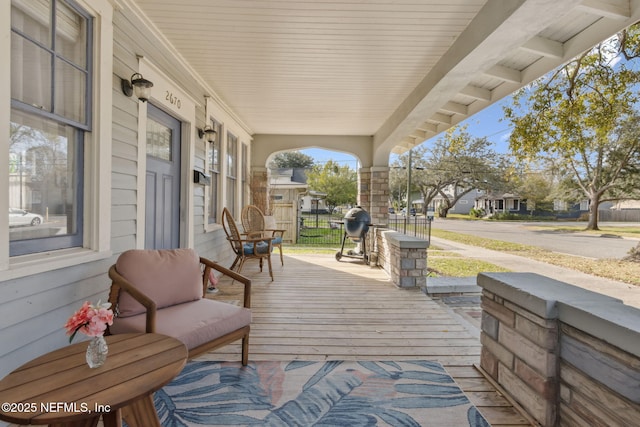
[{"left": 165, "top": 90, "right": 182, "bottom": 109}]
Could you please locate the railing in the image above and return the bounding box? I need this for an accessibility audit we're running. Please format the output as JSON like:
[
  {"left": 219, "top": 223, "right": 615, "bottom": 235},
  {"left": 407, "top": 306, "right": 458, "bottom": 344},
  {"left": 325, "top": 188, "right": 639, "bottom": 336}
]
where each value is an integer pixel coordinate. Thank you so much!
[
  {"left": 296, "top": 212, "right": 433, "bottom": 245},
  {"left": 298, "top": 212, "right": 345, "bottom": 246},
  {"left": 386, "top": 214, "right": 432, "bottom": 241}
]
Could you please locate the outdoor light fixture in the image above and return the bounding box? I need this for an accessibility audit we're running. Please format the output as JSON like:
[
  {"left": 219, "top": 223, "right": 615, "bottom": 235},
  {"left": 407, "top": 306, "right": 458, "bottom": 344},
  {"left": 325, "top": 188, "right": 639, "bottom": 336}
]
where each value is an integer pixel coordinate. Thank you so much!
[
  {"left": 121, "top": 73, "right": 154, "bottom": 102},
  {"left": 198, "top": 125, "right": 217, "bottom": 143}
]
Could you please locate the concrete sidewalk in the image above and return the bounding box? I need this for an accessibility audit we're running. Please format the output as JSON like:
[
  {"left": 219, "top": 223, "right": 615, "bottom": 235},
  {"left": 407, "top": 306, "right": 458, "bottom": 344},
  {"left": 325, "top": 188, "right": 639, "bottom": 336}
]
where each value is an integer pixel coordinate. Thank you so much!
[{"left": 427, "top": 236, "right": 640, "bottom": 309}]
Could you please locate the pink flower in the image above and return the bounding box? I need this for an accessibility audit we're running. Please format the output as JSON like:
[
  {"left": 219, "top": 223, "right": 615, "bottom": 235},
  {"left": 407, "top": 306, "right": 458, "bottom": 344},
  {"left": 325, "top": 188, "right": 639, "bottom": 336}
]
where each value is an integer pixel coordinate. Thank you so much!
[{"left": 64, "top": 300, "right": 114, "bottom": 343}]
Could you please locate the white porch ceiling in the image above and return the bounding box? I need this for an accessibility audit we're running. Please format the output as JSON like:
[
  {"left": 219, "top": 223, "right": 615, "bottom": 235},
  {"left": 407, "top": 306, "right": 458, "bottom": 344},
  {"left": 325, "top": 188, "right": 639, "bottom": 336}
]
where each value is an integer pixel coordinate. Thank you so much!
[{"left": 127, "top": 0, "right": 640, "bottom": 159}]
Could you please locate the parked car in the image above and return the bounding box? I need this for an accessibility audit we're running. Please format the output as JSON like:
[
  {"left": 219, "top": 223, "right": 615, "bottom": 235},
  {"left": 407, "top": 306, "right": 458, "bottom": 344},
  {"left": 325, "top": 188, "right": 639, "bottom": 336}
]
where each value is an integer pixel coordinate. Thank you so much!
[
  {"left": 9, "top": 208, "right": 43, "bottom": 226},
  {"left": 401, "top": 208, "right": 417, "bottom": 216}
]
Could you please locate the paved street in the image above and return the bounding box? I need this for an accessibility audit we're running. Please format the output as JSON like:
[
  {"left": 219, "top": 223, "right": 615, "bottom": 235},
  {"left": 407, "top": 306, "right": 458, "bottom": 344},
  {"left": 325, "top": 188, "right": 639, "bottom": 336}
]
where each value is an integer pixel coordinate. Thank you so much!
[{"left": 431, "top": 219, "right": 638, "bottom": 259}]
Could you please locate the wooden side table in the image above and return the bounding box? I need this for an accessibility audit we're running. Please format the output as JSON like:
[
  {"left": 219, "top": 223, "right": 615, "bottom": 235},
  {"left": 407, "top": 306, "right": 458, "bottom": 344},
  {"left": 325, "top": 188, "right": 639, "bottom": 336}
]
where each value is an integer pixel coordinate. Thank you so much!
[{"left": 0, "top": 333, "right": 187, "bottom": 427}]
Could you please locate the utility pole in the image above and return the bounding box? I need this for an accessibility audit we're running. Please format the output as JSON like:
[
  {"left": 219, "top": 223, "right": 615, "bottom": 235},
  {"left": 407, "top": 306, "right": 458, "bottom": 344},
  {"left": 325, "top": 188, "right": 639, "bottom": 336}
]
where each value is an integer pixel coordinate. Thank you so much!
[
  {"left": 406, "top": 148, "right": 412, "bottom": 214},
  {"left": 404, "top": 149, "right": 412, "bottom": 234}
]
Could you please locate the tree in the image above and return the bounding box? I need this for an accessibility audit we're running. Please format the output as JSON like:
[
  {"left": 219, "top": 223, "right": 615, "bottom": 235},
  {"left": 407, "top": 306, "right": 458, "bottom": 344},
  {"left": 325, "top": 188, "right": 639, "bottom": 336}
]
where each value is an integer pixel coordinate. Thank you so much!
[
  {"left": 504, "top": 26, "right": 640, "bottom": 230},
  {"left": 392, "top": 126, "right": 506, "bottom": 217},
  {"left": 269, "top": 151, "right": 315, "bottom": 169},
  {"left": 512, "top": 164, "right": 554, "bottom": 215},
  {"left": 305, "top": 160, "right": 357, "bottom": 213}
]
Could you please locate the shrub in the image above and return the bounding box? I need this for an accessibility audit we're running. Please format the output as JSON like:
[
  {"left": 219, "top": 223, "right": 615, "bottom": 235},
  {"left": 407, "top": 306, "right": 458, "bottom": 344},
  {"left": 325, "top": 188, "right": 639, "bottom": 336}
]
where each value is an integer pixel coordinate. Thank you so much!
[{"left": 469, "top": 208, "right": 485, "bottom": 218}]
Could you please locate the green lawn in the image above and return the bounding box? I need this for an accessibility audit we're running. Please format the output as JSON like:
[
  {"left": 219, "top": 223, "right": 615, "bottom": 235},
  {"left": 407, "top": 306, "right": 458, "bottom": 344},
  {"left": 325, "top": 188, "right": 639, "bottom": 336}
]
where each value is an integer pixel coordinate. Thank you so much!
[{"left": 430, "top": 228, "right": 640, "bottom": 286}]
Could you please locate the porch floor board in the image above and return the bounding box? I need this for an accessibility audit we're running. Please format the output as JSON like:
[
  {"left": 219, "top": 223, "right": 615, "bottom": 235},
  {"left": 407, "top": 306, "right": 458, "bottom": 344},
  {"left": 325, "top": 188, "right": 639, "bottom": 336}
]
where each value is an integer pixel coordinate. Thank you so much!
[{"left": 201, "top": 253, "right": 532, "bottom": 426}]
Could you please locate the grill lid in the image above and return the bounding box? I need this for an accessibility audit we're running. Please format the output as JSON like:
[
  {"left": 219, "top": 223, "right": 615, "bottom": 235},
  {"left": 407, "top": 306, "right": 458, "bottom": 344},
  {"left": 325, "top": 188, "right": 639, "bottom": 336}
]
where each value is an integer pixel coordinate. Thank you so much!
[{"left": 343, "top": 206, "right": 371, "bottom": 238}]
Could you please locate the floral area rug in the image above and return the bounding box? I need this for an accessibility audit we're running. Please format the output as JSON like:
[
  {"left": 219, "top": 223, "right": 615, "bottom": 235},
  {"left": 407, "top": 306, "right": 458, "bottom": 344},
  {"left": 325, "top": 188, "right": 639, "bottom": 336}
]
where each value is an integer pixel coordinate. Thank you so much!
[{"left": 153, "top": 360, "right": 489, "bottom": 427}]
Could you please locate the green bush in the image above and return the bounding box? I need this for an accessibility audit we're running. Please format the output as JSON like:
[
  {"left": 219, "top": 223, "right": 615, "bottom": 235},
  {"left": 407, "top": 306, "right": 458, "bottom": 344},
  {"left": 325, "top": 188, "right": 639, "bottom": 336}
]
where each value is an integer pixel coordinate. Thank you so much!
[
  {"left": 491, "top": 212, "right": 530, "bottom": 221},
  {"left": 469, "top": 208, "right": 485, "bottom": 218}
]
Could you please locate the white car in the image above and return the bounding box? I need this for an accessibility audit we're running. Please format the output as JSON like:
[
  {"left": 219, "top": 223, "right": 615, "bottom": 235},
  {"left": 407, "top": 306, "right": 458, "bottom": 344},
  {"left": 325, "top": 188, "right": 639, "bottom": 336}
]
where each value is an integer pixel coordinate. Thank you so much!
[{"left": 9, "top": 208, "right": 43, "bottom": 226}]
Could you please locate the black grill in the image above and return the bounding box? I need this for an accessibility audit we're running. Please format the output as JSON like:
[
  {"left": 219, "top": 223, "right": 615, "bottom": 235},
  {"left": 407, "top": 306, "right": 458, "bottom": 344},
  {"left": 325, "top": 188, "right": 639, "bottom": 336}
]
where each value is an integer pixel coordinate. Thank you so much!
[
  {"left": 336, "top": 206, "right": 372, "bottom": 264},
  {"left": 343, "top": 206, "right": 371, "bottom": 241}
]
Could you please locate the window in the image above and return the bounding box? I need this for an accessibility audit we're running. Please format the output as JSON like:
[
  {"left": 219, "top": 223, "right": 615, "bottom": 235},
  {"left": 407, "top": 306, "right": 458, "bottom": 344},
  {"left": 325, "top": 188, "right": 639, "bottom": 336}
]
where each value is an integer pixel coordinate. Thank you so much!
[
  {"left": 207, "top": 119, "right": 222, "bottom": 224},
  {"left": 241, "top": 143, "right": 248, "bottom": 208},
  {"left": 9, "top": 0, "right": 91, "bottom": 256},
  {"left": 226, "top": 132, "right": 237, "bottom": 216}
]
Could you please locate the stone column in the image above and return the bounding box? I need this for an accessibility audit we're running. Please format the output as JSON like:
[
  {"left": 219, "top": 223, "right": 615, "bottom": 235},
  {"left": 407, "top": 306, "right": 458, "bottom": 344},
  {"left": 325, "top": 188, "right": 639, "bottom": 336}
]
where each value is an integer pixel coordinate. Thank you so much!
[
  {"left": 368, "top": 166, "right": 390, "bottom": 227},
  {"left": 477, "top": 273, "right": 560, "bottom": 426},
  {"left": 375, "top": 229, "right": 428, "bottom": 288}
]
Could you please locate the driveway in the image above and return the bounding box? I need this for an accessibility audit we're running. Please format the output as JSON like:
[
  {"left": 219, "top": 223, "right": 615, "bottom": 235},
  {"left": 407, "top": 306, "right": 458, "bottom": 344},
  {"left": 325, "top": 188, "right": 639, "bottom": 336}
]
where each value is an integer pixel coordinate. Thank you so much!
[{"left": 431, "top": 219, "right": 639, "bottom": 260}]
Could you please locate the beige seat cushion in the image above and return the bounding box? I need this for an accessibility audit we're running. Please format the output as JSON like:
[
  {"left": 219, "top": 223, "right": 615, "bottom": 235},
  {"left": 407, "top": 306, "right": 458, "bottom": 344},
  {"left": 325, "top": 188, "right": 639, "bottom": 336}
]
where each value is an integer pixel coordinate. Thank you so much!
[
  {"left": 110, "top": 299, "right": 251, "bottom": 351},
  {"left": 115, "top": 248, "right": 202, "bottom": 318}
]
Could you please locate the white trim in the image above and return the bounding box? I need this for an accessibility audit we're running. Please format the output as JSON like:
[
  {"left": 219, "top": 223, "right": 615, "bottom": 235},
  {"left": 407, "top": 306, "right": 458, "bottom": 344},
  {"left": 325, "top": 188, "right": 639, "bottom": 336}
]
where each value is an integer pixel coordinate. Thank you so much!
[
  {"left": 137, "top": 57, "right": 198, "bottom": 249},
  {"left": 0, "top": 0, "right": 11, "bottom": 270},
  {"left": 0, "top": 0, "right": 114, "bottom": 279},
  {"left": 203, "top": 96, "right": 253, "bottom": 229},
  {"left": 204, "top": 96, "right": 218, "bottom": 233}
]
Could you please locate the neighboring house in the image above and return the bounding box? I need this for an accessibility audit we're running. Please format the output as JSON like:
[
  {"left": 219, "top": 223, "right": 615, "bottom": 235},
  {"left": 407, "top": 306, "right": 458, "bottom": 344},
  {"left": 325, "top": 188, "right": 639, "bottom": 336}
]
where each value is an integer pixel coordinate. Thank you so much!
[
  {"left": 609, "top": 200, "right": 640, "bottom": 210},
  {"left": 475, "top": 193, "right": 528, "bottom": 215},
  {"left": 429, "top": 188, "right": 481, "bottom": 215},
  {"left": 269, "top": 168, "right": 308, "bottom": 243},
  {"left": 300, "top": 191, "right": 330, "bottom": 214},
  {"left": 269, "top": 168, "right": 308, "bottom": 206}
]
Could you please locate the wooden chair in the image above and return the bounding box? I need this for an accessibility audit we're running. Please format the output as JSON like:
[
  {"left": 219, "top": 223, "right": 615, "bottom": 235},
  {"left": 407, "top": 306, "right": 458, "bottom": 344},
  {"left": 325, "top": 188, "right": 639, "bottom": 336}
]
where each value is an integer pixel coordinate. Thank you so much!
[
  {"left": 107, "top": 248, "right": 251, "bottom": 365},
  {"left": 222, "top": 207, "right": 274, "bottom": 280},
  {"left": 241, "top": 204, "right": 286, "bottom": 266}
]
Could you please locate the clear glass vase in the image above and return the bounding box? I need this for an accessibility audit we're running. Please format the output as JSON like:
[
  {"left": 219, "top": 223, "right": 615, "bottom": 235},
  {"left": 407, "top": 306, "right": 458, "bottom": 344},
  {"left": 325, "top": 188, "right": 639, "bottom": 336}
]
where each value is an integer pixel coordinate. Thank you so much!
[{"left": 86, "top": 335, "right": 108, "bottom": 368}]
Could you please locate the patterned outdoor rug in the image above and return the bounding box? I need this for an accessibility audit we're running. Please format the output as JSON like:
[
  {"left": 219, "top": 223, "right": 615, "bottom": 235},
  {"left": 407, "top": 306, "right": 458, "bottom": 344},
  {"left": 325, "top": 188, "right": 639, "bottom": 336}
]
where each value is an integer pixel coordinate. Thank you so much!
[{"left": 153, "top": 360, "right": 489, "bottom": 426}]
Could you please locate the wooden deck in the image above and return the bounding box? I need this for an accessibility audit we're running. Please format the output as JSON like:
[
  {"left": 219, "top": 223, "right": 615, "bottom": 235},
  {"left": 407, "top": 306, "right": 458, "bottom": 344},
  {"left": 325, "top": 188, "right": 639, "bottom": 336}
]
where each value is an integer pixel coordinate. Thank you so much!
[{"left": 203, "top": 253, "right": 532, "bottom": 426}]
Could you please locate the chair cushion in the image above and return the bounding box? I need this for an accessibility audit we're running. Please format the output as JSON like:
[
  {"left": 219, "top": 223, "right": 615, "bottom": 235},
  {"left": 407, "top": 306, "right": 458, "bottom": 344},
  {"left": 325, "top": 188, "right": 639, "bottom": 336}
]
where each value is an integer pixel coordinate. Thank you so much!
[
  {"left": 271, "top": 236, "right": 283, "bottom": 245},
  {"left": 115, "top": 248, "right": 202, "bottom": 318},
  {"left": 109, "top": 299, "right": 251, "bottom": 350},
  {"left": 243, "top": 241, "right": 270, "bottom": 255}
]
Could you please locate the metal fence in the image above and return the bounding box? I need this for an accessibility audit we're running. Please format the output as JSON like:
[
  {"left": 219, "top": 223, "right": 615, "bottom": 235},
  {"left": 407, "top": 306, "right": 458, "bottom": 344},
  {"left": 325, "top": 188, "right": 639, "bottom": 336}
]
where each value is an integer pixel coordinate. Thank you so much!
[
  {"left": 298, "top": 212, "right": 345, "bottom": 246},
  {"left": 386, "top": 215, "right": 433, "bottom": 240}
]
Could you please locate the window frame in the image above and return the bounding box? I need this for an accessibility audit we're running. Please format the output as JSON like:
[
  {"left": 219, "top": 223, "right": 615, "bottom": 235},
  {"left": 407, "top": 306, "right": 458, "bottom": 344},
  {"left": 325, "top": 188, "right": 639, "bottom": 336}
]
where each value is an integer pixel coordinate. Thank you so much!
[
  {"left": 0, "top": 0, "right": 113, "bottom": 278},
  {"left": 206, "top": 118, "right": 222, "bottom": 226},
  {"left": 9, "top": 0, "right": 91, "bottom": 257},
  {"left": 225, "top": 131, "right": 238, "bottom": 217}
]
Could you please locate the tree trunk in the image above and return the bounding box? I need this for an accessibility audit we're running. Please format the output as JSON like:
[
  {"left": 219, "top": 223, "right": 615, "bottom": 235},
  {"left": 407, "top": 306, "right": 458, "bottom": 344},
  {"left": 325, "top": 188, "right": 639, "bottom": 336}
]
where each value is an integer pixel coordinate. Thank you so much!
[{"left": 586, "top": 196, "right": 600, "bottom": 231}]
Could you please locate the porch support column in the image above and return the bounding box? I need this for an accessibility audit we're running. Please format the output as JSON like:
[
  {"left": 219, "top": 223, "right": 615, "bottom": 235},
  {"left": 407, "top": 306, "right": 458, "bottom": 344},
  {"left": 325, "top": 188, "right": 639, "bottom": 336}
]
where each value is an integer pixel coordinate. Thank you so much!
[
  {"left": 358, "top": 166, "right": 389, "bottom": 227},
  {"left": 250, "top": 167, "right": 269, "bottom": 214}
]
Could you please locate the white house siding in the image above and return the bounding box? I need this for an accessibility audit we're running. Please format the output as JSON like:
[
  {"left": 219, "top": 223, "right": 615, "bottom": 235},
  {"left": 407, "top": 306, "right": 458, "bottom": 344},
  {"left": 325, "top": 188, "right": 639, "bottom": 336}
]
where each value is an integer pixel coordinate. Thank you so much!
[{"left": 0, "top": 2, "right": 248, "bottom": 385}]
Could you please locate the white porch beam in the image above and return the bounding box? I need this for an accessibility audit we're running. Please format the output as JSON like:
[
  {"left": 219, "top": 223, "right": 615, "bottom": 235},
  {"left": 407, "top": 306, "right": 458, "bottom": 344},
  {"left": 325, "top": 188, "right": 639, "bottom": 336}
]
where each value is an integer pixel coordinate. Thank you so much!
[
  {"left": 521, "top": 36, "right": 564, "bottom": 59},
  {"left": 578, "top": 0, "right": 630, "bottom": 20},
  {"left": 459, "top": 85, "right": 492, "bottom": 102},
  {"left": 440, "top": 101, "right": 469, "bottom": 116},
  {"left": 408, "top": 129, "right": 428, "bottom": 140},
  {"left": 484, "top": 65, "right": 522, "bottom": 84},
  {"left": 430, "top": 113, "right": 453, "bottom": 125},
  {"left": 416, "top": 121, "right": 439, "bottom": 134}
]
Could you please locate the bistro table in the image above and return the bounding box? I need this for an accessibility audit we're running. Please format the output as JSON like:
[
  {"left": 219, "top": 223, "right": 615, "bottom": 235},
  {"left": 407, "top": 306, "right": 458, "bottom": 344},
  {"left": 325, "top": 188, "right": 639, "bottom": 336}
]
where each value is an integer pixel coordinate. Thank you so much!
[{"left": 0, "top": 333, "right": 187, "bottom": 427}]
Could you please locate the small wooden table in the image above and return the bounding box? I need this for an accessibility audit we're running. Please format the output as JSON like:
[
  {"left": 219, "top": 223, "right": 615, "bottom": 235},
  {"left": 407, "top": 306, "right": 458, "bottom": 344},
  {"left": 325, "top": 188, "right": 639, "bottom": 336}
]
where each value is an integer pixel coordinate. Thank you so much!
[{"left": 0, "top": 333, "right": 187, "bottom": 427}]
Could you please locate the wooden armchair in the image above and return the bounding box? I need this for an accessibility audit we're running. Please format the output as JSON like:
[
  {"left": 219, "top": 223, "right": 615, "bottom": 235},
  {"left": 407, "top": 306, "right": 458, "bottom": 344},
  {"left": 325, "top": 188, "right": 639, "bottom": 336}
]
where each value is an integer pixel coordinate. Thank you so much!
[
  {"left": 108, "top": 248, "right": 251, "bottom": 365},
  {"left": 222, "top": 207, "right": 274, "bottom": 281},
  {"left": 241, "top": 204, "right": 286, "bottom": 266}
]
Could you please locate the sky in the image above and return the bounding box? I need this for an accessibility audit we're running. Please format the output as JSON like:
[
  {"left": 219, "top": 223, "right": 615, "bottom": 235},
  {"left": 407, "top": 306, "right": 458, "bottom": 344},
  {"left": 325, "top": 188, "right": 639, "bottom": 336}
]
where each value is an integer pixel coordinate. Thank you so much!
[{"left": 300, "top": 97, "right": 514, "bottom": 167}]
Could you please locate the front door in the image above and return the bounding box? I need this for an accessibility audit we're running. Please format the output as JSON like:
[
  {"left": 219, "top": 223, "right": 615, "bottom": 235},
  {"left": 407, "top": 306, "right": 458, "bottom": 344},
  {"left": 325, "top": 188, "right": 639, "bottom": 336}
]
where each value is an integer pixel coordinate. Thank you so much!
[{"left": 145, "top": 104, "right": 181, "bottom": 249}]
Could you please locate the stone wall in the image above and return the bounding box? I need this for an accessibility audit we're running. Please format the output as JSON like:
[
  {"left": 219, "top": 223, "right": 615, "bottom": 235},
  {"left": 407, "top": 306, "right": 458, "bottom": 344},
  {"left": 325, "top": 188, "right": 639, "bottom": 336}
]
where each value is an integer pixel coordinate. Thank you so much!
[
  {"left": 478, "top": 272, "right": 640, "bottom": 427},
  {"left": 375, "top": 228, "right": 428, "bottom": 288}
]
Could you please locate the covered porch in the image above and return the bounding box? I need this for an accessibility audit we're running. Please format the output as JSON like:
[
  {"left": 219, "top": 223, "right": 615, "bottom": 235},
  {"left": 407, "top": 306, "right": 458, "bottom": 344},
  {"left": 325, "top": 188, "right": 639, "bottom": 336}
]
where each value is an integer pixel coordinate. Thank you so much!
[
  {"left": 204, "top": 252, "right": 532, "bottom": 426},
  {"left": 3, "top": 1, "right": 640, "bottom": 425}
]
